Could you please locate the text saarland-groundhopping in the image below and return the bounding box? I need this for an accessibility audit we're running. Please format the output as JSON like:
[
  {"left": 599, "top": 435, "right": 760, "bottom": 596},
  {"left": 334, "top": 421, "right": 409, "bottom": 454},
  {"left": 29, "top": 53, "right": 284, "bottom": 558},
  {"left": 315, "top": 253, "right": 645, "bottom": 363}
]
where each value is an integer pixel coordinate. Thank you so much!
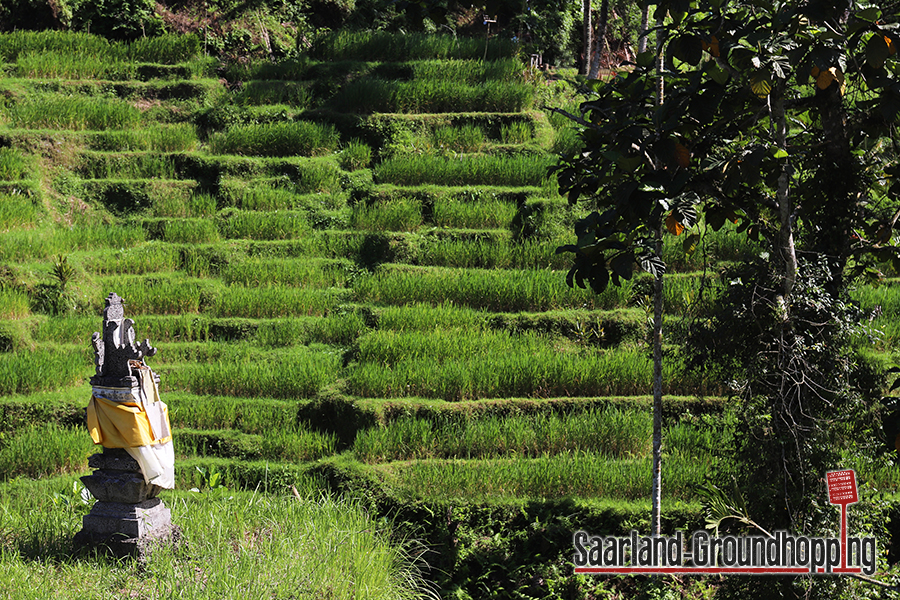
[{"left": 573, "top": 468, "right": 876, "bottom": 576}]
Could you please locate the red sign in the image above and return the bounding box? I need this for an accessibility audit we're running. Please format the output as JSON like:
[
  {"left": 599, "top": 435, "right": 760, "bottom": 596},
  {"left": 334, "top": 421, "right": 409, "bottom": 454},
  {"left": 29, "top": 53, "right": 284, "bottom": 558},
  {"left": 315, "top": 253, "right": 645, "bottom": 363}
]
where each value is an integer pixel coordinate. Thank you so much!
[{"left": 826, "top": 469, "right": 858, "bottom": 505}]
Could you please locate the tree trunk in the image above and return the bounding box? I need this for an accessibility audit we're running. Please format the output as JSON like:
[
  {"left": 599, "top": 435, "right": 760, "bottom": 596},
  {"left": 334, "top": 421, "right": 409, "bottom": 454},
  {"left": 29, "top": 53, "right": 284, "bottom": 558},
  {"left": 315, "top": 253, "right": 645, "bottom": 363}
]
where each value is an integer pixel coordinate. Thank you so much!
[
  {"left": 650, "top": 18, "right": 665, "bottom": 538},
  {"left": 772, "top": 91, "right": 797, "bottom": 306},
  {"left": 582, "top": 0, "right": 592, "bottom": 76},
  {"left": 650, "top": 226, "right": 663, "bottom": 537},
  {"left": 638, "top": 0, "right": 650, "bottom": 54},
  {"left": 588, "top": 0, "right": 608, "bottom": 79}
]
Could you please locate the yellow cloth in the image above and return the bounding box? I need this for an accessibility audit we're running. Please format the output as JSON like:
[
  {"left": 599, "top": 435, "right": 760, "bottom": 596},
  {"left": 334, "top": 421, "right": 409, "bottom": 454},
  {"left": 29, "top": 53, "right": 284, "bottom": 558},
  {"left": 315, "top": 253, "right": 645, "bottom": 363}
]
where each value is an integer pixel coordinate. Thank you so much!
[{"left": 86, "top": 394, "right": 172, "bottom": 449}]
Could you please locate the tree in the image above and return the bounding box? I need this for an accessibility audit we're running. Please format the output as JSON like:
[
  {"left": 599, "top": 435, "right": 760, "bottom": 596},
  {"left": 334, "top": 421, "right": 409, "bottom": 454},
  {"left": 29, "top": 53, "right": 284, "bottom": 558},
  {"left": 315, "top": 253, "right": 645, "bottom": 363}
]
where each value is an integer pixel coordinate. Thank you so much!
[{"left": 554, "top": 0, "right": 900, "bottom": 574}]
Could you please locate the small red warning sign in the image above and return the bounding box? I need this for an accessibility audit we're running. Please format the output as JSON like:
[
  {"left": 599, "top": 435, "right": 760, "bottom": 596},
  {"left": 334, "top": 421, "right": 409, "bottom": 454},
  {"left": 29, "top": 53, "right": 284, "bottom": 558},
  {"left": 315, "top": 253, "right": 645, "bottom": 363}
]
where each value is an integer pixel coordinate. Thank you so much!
[{"left": 826, "top": 469, "right": 858, "bottom": 505}]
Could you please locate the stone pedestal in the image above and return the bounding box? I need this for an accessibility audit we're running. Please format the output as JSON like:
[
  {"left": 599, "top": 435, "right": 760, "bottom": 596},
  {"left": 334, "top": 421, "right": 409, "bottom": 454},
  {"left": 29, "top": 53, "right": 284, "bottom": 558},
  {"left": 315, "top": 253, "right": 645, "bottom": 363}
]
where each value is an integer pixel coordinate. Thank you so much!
[{"left": 74, "top": 448, "right": 179, "bottom": 559}]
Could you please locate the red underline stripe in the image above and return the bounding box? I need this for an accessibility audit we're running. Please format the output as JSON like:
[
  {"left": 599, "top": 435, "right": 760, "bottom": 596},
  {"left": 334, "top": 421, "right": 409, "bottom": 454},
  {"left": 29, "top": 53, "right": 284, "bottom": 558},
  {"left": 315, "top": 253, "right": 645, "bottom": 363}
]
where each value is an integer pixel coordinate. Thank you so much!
[{"left": 574, "top": 567, "right": 854, "bottom": 574}]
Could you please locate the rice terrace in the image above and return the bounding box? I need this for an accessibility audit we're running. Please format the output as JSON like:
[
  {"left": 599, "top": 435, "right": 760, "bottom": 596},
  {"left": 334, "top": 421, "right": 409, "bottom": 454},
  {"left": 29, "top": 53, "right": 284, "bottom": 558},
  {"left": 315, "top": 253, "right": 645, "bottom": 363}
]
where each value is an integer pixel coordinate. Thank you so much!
[{"left": 1, "top": 0, "right": 900, "bottom": 598}]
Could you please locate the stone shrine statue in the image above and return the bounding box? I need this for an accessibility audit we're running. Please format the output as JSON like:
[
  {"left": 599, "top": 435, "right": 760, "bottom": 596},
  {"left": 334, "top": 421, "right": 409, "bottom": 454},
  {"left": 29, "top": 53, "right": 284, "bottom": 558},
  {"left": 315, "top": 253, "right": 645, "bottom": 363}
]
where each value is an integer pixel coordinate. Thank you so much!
[{"left": 74, "top": 292, "right": 179, "bottom": 558}]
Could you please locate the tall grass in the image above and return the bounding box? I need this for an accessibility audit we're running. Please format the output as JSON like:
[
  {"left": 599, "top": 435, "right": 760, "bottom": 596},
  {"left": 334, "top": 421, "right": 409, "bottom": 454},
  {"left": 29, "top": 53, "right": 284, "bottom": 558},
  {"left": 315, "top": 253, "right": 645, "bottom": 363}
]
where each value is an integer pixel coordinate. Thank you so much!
[
  {"left": 154, "top": 192, "right": 217, "bottom": 218},
  {"left": 0, "top": 349, "right": 90, "bottom": 395},
  {"left": 14, "top": 51, "right": 136, "bottom": 80},
  {"left": 209, "top": 122, "right": 340, "bottom": 157},
  {"left": 375, "top": 154, "right": 553, "bottom": 186},
  {"left": 0, "top": 224, "right": 145, "bottom": 261},
  {"left": 419, "top": 238, "right": 570, "bottom": 269},
  {"left": 84, "top": 241, "right": 183, "bottom": 275},
  {"left": 76, "top": 151, "right": 179, "bottom": 179},
  {"left": 354, "top": 406, "right": 652, "bottom": 462},
  {"left": 0, "top": 31, "right": 200, "bottom": 63},
  {"left": 168, "top": 348, "right": 342, "bottom": 398},
  {"left": 0, "top": 481, "right": 429, "bottom": 600},
  {"left": 350, "top": 199, "right": 422, "bottom": 232},
  {"left": 219, "top": 210, "right": 310, "bottom": 240},
  {"left": 87, "top": 123, "right": 198, "bottom": 152},
  {"left": 432, "top": 124, "right": 485, "bottom": 153},
  {"left": 176, "top": 428, "right": 336, "bottom": 461},
  {"left": 163, "top": 218, "right": 221, "bottom": 244},
  {"left": 0, "top": 424, "right": 93, "bottom": 480},
  {"left": 411, "top": 58, "right": 524, "bottom": 82},
  {"left": 231, "top": 81, "right": 314, "bottom": 107},
  {"left": 354, "top": 265, "right": 629, "bottom": 312},
  {"left": 0, "top": 149, "right": 31, "bottom": 181},
  {"left": 0, "top": 193, "right": 37, "bottom": 229},
  {"left": 346, "top": 330, "right": 662, "bottom": 399},
  {"left": 379, "top": 451, "right": 709, "bottom": 501},
  {"left": 212, "top": 286, "right": 344, "bottom": 318},
  {"left": 0, "top": 290, "right": 30, "bottom": 319},
  {"left": 4, "top": 97, "right": 141, "bottom": 130},
  {"left": 332, "top": 79, "right": 534, "bottom": 113},
  {"left": 310, "top": 30, "right": 517, "bottom": 61},
  {"left": 377, "top": 302, "right": 487, "bottom": 331},
  {"left": 431, "top": 197, "right": 518, "bottom": 229},
  {"left": 221, "top": 258, "right": 348, "bottom": 288}
]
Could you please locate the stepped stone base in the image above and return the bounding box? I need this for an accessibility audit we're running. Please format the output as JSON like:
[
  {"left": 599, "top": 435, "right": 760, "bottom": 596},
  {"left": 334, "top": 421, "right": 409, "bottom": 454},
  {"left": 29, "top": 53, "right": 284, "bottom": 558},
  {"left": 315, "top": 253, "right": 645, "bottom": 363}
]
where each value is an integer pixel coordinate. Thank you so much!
[{"left": 74, "top": 449, "right": 179, "bottom": 559}]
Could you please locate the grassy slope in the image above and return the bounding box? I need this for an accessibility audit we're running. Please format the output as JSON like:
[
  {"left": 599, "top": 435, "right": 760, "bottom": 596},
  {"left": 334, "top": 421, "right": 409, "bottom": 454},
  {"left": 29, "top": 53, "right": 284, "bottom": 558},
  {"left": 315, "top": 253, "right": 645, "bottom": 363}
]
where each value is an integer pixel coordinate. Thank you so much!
[{"left": 1, "top": 29, "right": 898, "bottom": 599}]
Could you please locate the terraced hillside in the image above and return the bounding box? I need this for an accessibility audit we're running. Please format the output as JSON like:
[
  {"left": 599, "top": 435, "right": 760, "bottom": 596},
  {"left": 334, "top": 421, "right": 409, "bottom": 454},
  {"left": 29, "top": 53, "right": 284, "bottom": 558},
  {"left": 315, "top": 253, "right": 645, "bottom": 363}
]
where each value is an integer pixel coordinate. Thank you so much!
[{"left": 2, "top": 29, "right": 898, "bottom": 598}]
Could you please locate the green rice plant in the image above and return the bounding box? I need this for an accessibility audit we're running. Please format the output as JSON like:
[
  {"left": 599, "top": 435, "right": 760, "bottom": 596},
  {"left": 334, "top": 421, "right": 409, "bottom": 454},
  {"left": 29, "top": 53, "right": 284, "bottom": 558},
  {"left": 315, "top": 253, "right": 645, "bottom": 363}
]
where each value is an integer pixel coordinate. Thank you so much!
[
  {"left": 377, "top": 302, "right": 486, "bottom": 331},
  {"left": 163, "top": 218, "right": 221, "bottom": 244},
  {"left": 219, "top": 210, "right": 310, "bottom": 240},
  {"left": 0, "top": 149, "right": 30, "bottom": 181},
  {"left": 88, "top": 123, "right": 198, "bottom": 152},
  {"left": 0, "top": 193, "right": 37, "bottom": 229},
  {"left": 169, "top": 348, "right": 341, "bottom": 398},
  {"left": 333, "top": 79, "right": 534, "bottom": 113},
  {"left": 4, "top": 96, "right": 141, "bottom": 130},
  {"left": 339, "top": 140, "right": 372, "bottom": 171},
  {"left": 0, "top": 424, "right": 94, "bottom": 480},
  {"left": 0, "top": 348, "right": 90, "bottom": 395},
  {"left": 354, "top": 265, "right": 628, "bottom": 312},
  {"left": 99, "top": 275, "right": 215, "bottom": 314},
  {"left": 350, "top": 199, "right": 422, "bottom": 232},
  {"left": 310, "top": 30, "right": 516, "bottom": 61},
  {"left": 232, "top": 81, "right": 313, "bottom": 107},
  {"left": 221, "top": 258, "right": 348, "bottom": 288},
  {"left": 375, "top": 154, "right": 554, "bottom": 186},
  {"left": 0, "top": 224, "right": 146, "bottom": 261},
  {"left": 14, "top": 50, "right": 135, "bottom": 80},
  {"left": 76, "top": 152, "right": 179, "bottom": 180},
  {"left": 354, "top": 406, "right": 652, "bottom": 462},
  {"left": 260, "top": 429, "right": 338, "bottom": 461},
  {"left": 431, "top": 197, "right": 517, "bottom": 229},
  {"left": 127, "top": 34, "right": 202, "bottom": 63},
  {"left": 217, "top": 178, "right": 314, "bottom": 211},
  {"left": 419, "top": 238, "right": 571, "bottom": 269},
  {"left": 551, "top": 126, "right": 582, "bottom": 156},
  {"left": 212, "top": 286, "right": 344, "bottom": 318},
  {"left": 500, "top": 121, "right": 533, "bottom": 144},
  {"left": 411, "top": 58, "right": 524, "bottom": 82},
  {"left": 0, "top": 30, "right": 120, "bottom": 62},
  {"left": 379, "top": 451, "right": 709, "bottom": 501},
  {"left": 0, "top": 289, "right": 30, "bottom": 319},
  {"left": 84, "top": 241, "right": 183, "bottom": 275},
  {"left": 154, "top": 192, "right": 217, "bottom": 218},
  {"left": 346, "top": 330, "right": 658, "bottom": 399},
  {"left": 255, "top": 312, "right": 367, "bottom": 346},
  {"left": 166, "top": 394, "right": 297, "bottom": 433},
  {"left": 432, "top": 124, "right": 485, "bottom": 153},
  {"left": 32, "top": 315, "right": 101, "bottom": 344},
  {"left": 208, "top": 121, "right": 340, "bottom": 157}
]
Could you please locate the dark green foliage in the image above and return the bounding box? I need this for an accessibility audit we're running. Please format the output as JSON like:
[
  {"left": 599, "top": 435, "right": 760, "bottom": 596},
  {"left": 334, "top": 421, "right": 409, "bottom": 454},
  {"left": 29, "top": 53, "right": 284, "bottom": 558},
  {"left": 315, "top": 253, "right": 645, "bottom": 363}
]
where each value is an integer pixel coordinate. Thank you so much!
[{"left": 71, "top": 0, "right": 164, "bottom": 40}]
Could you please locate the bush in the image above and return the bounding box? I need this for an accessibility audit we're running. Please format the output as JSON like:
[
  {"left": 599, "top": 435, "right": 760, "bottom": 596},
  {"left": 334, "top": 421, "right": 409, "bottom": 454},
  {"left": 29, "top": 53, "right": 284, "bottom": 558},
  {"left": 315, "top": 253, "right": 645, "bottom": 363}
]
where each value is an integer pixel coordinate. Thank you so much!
[{"left": 71, "top": 0, "right": 164, "bottom": 41}]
